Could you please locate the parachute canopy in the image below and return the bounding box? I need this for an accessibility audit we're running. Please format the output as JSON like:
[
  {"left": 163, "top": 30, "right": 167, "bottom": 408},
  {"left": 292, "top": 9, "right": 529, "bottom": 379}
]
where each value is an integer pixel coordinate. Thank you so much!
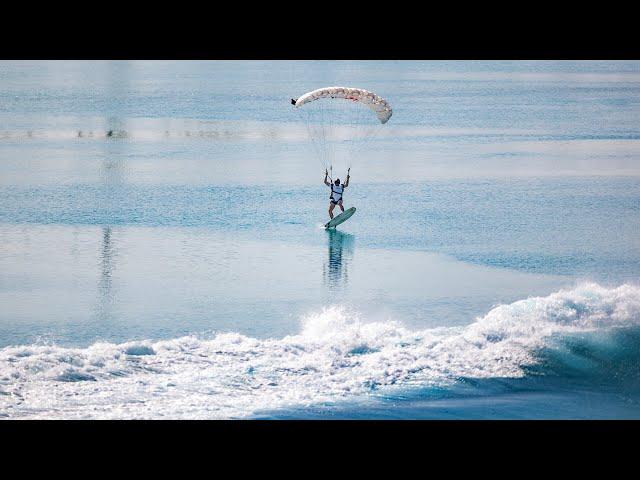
[
  {"left": 293, "top": 86, "right": 392, "bottom": 124},
  {"left": 292, "top": 86, "right": 392, "bottom": 178}
]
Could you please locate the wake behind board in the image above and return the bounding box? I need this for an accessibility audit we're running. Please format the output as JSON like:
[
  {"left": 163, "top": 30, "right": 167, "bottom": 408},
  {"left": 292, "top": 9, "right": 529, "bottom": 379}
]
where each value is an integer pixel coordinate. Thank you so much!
[{"left": 325, "top": 207, "right": 356, "bottom": 229}]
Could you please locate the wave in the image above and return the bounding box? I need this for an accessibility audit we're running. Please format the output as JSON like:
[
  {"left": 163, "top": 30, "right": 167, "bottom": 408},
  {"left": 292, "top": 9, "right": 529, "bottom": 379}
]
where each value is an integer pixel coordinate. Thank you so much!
[{"left": 1, "top": 282, "right": 639, "bottom": 419}]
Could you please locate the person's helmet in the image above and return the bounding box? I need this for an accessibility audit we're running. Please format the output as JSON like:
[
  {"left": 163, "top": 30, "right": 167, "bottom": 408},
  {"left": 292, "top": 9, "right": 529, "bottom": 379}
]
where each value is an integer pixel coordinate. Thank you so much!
[{"left": 335, "top": 179, "right": 340, "bottom": 185}]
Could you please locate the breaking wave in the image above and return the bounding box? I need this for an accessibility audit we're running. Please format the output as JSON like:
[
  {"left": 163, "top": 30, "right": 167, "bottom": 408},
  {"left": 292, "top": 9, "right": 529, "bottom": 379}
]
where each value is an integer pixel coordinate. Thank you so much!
[{"left": 1, "top": 282, "right": 639, "bottom": 419}]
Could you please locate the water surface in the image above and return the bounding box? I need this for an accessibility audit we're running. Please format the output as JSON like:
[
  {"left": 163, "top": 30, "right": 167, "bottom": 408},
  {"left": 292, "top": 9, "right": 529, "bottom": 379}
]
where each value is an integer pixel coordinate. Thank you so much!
[{"left": 1, "top": 61, "right": 639, "bottom": 418}]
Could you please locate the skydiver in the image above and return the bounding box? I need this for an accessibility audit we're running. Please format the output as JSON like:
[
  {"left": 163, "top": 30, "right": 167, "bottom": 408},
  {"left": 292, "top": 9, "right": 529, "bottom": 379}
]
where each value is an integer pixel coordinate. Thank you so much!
[{"left": 324, "top": 168, "right": 350, "bottom": 219}]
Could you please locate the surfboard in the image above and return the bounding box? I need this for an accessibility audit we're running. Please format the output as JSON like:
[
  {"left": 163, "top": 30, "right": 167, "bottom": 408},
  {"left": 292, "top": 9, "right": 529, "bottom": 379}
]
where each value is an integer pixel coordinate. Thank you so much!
[{"left": 325, "top": 207, "right": 356, "bottom": 229}]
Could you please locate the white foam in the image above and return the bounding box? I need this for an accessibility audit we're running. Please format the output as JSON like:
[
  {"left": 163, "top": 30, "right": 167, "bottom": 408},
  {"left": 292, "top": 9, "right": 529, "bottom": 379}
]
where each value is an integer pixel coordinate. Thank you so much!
[{"left": 1, "top": 283, "right": 639, "bottom": 419}]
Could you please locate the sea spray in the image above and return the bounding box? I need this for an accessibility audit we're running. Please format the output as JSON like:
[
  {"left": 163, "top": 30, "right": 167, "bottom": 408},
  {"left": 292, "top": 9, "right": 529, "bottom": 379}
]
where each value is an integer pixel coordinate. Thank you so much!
[{"left": 1, "top": 283, "right": 639, "bottom": 419}]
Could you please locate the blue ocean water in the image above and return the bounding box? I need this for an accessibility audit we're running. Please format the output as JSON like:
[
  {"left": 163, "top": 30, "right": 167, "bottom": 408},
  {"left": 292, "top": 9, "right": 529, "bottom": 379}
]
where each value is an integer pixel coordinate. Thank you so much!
[{"left": 1, "top": 61, "right": 640, "bottom": 419}]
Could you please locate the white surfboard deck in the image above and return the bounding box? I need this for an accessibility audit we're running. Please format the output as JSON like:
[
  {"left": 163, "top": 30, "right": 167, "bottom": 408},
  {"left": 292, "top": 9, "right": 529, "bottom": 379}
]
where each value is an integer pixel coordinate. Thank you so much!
[{"left": 325, "top": 207, "right": 356, "bottom": 229}]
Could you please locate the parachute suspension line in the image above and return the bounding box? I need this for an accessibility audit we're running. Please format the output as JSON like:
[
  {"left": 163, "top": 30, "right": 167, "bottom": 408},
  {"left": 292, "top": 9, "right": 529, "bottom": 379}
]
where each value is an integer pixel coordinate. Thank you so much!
[
  {"left": 344, "top": 100, "right": 368, "bottom": 174},
  {"left": 327, "top": 104, "right": 336, "bottom": 181},
  {"left": 324, "top": 100, "right": 331, "bottom": 177},
  {"left": 350, "top": 101, "right": 383, "bottom": 172},
  {"left": 318, "top": 103, "right": 323, "bottom": 156},
  {"left": 329, "top": 100, "right": 336, "bottom": 179},
  {"left": 297, "top": 105, "right": 330, "bottom": 179},
  {"left": 321, "top": 100, "right": 332, "bottom": 178}
]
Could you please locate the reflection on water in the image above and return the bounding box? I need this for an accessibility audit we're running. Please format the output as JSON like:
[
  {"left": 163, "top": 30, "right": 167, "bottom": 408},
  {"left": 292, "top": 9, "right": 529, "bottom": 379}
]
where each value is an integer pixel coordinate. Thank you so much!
[
  {"left": 100, "top": 226, "right": 113, "bottom": 290},
  {"left": 98, "top": 226, "right": 115, "bottom": 317},
  {"left": 323, "top": 229, "right": 355, "bottom": 289},
  {"left": 96, "top": 106, "right": 127, "bottom": 320}
]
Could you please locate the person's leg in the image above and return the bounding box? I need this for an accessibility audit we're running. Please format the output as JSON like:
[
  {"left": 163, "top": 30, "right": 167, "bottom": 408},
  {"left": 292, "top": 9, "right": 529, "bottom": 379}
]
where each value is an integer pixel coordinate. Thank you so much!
[
  {"left": 329, "top": 202, "right": 335, "bottom": 219},
  {"left": 338, "top": 199, "right": 345, "bottom": 213}
]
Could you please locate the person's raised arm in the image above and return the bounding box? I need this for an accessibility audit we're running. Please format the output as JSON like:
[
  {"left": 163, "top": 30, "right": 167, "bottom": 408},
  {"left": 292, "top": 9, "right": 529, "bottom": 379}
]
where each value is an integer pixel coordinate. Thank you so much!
[
  {"left": 324, "top": 169, "right": 331, "bottom": 187},
  {"left": 344, "top": 168, "right": 350, "bottom": 187}
]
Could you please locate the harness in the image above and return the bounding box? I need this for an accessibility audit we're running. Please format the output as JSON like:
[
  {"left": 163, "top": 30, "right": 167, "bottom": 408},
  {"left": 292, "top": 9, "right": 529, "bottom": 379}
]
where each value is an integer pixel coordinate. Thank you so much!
[{"left": 330, "top": 184, "right": 344, "bottom": 204}]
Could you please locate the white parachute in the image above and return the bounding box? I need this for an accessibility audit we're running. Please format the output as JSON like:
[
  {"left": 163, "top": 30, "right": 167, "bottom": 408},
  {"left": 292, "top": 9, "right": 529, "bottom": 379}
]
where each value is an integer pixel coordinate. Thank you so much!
[{"left": 292, "top": 86, "right": 392, "bottom": 180}]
